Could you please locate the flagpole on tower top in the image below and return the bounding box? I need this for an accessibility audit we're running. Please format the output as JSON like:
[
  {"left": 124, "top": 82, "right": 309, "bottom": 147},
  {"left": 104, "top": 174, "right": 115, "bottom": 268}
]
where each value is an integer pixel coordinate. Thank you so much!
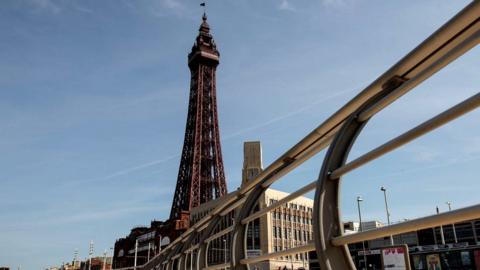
[{"left": 200, "top": 2, "right": 206, "bottom": 14}]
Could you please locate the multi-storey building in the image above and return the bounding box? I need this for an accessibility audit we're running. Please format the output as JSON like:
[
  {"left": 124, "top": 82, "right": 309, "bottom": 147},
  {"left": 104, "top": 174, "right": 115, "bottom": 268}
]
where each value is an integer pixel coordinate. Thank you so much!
[
  {"left": 188, "top": 141, "right": 314, "bottom": 270},
  {"left": 256, "top": 189, "right": 314, "bottom": 270},
  {"left": 342, "top": 218, "right": 480, "bottom": 269}
]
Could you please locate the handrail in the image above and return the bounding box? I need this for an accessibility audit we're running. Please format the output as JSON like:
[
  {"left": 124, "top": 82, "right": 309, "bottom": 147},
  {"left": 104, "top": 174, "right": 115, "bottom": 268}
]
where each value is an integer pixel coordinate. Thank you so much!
[
  {"left": 239, "top": 242, "right": 315, "bottom": 265},
  {"left": 242, "top": 180, "right": 316, "bottom": 225},
  {"left": 331, "top": 203, "right": 480, "bottom": 246},
  {"left": 330, "top": 92, "right": 480, "bottom": 179}
]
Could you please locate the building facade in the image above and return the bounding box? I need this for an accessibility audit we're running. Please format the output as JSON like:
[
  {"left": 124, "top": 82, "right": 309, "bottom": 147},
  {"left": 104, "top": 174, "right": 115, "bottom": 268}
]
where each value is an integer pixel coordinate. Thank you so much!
[
  {"left": 113, "top": 221, "right": 171, "bottom": 268},
  {"left": 343, "top": 219, "right": 480, "bottom": 269},
  {"left": 188, "top": 141, "right": 314, "bottom": 270}
]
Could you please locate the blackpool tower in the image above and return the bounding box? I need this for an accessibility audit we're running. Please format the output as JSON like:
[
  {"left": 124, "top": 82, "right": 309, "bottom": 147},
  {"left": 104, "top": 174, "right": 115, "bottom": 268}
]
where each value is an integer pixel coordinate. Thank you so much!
[{"left": 169, "top": 13, "right": 228, "bottom": 225}]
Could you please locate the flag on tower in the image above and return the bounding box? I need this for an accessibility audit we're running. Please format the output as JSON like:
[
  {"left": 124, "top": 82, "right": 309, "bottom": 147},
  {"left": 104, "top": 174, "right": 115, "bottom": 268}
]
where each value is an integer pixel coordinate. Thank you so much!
[{"left": 200, "top": 3, "right": 205, "bottom": 6}]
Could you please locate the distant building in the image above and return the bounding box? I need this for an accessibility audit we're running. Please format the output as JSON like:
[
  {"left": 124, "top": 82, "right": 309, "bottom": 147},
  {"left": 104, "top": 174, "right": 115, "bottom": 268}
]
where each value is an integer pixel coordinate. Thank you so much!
[
  {"left": 62, "top": 260, "right": 81, "bottom": 270},
  {"left": 341, "top": 218, "right": 480, "bottom": 269},
  {"left": 80, "top": 257, "right": 112, "bottom": 270},
  {"left": 113, "top": 221, "right": 170, "bottom": 268}
]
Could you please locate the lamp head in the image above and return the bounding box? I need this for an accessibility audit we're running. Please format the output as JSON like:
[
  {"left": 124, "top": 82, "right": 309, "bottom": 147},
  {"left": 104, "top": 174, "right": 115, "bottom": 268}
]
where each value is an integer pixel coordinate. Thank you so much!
[
  {"left": 357, "top": 196, "right": 363, "bottom": 202},
  {"left": 380, "top": 186, "right": 386, "bottom": 192}
]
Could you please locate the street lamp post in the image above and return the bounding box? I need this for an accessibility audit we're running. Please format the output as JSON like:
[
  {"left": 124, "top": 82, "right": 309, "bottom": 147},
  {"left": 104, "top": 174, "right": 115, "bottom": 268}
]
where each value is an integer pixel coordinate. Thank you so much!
[
  {"left": 103, "top": 249, "right": 107, "bottom": 270},
  {"left": 134, "top": 239, "right": 138, "bottom": 270},
  {"left": 88, "top": 241, "right": 94, "bottom": 270},
  {"left": 223, "top": 239, "right": 227, "bottom": 270},
  {"left": 357, "top": 196, "right": 367, "bottom": 270},
  {"left": 446, "top": 202, "right": 458, "bottom": 243},
  {"left": 190, "top": 251, "right": 193, "bottom": 270},
  {"left": 110, "top": 247, "right": 114, "bottom": 269},
  {"left": 436, "top": 206, "right": 446, "bottom": 245},
  {"left": 380, "top": 186, "right": 394, "bottom": 246},
  {"left": 159, "top": 235, "right": 162, "bottom": 254},
  {"left": 147, "top": 242, "right": 151, "bottom": 262}
]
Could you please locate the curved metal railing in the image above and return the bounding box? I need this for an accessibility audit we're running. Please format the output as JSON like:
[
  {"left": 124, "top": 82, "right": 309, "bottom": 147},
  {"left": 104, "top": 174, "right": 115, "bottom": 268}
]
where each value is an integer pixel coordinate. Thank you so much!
[{"left": 114, "top": 1, "right": 480, "bottom": 270}]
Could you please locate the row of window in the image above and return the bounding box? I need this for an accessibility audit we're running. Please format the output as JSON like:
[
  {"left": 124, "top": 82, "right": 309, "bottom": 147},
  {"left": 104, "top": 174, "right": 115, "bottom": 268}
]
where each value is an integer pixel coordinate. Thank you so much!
[
  {"left": 271, "top": 249, "right": 310, "bottom": 262},
  {"left": 272, "top": 211, "right": 313, "bottom": 225},
  {"left": 273, "top": 226, "right": 312, "bottom": 241},
  {"left": 268, "top": 199, "right": 313, "bottom": 213}
]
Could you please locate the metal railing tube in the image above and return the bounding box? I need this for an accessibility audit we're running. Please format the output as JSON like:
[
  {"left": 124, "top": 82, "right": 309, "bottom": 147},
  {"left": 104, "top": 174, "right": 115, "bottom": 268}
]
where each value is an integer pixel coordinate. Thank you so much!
[
  {"left": 211, "top": 191, "right": 240, "bottom": 216},
  {"left": 220, "top": 197, "right": 247, "bottom": 216},
  {"left": 330, "top": 92, "right": 480, "bottom": 179},
  {"left": 260, "top": 132, "right": 337, "bottom": 188},
  {"left": 238, "top": 1, "right": 479, "bottom": 197},
  {"left": 183, "top": 244, "right": 200, "bottom": 254},
  {"left": 239, "top": 242, "right": 315, "bottom": 265},
  {"left": 202, "top": 262, "right": 230, "bottom": 270},
  {"left": 332, "top": 203, "right": 480, "bottom": 246},
  {"left": 359, "top": 28, "right": 480, "bottom": 122},
  {"left": 204, "top": 226, "right": 234, "bottom": 243},
  {"left": 242, "top": 180, "right": 316, "bottom": 225}
]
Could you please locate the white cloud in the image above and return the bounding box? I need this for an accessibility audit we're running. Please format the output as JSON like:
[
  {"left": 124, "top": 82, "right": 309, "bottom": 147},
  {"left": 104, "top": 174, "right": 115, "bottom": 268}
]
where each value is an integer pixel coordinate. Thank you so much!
[
  {"left": 162, "top": 0, "right": 182, "bottom": 10},
  {"left": 278, "top": 0, "right": 295, "bottom": 11},
  {"left": 149, "top": 0, "right": 193, "bottom": 19},
  {"left": 24, "top": 0, "right": 96, "bottom": 14},
  {"left": 74, "top": 6, "right": 94, "bottom": 14},
  {"left": 28, "top": 0, "right": 61, "bottom": 14},
  {"left": 320, "top": 0, "right": 350, "bottom": 8},
  {"left": 462, "top": 136, "right": 480, "bottom": 156},
  {"left": 405, "top": 146, "right": 442, "bottom": 163},
  {"left": 49, "top": 205, "right": 164, "bottom": 225},
  {"left": 223, "top": 86, "right": 357, "bottom": 140}
]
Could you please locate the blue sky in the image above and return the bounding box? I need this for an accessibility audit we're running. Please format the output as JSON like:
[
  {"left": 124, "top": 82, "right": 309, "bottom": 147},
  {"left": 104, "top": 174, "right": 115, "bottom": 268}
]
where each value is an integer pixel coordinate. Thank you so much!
[{"left": 1, "top": 0, "right": 479, "bottom": 269}]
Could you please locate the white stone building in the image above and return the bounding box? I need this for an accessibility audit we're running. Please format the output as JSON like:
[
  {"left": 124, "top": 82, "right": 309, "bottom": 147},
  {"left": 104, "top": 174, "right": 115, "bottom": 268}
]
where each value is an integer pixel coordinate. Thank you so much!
[{"left": 189, "top": 141, "right": 314, "bottom": 270}]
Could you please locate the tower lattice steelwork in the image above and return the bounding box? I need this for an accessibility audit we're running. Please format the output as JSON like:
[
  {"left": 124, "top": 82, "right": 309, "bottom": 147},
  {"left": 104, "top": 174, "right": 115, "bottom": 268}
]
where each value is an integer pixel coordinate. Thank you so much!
[{"left": 170, "top": 13, "right": 227, "bottom": 222}]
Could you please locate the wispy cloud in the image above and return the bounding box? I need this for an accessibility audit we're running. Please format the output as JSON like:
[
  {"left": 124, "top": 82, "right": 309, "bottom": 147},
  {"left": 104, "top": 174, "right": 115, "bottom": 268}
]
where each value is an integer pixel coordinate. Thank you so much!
[
  {"left": 403, "top": 145, "right": 442, "bottom": 163},
  {"left": 42, "top": 205, "right": 163, "bottom": 225},
  {"left": 21, "top": 0, "right": 96, "bottom": 15},
  {"left": 0, "top": 204, "right": 166, "bottom": 230},
  {"left": 320, "top": 0, "right": 346, "bottom": 7},
  {"left": 223, "top": 86, "right": 358, "bottom": 140},
  {"left": 162, "top": 0, "right": 182, "bottom": 10},
  {"left": 359, "top": 153, "right": 480, "bottom": 182},
  {"left": 70, "top": 85, "right": 357, "bottom": 187},
  {"left": 278, "top": 0, "right": 295, "bottom": 11},
  {"left": 74, "top": 5, "right": 94, "bottom": 14},
  {"left": 278, "top": 0, "right": 349, "bottom": 11},
  {"left": 28, "top": 0, "right": 61, "bottom": 14},
  {"left": 149, "top": 0, "right": 194, "bottom": 19},
  {"left": 70, "top": 154, "right": 180, "bottom": 186}
]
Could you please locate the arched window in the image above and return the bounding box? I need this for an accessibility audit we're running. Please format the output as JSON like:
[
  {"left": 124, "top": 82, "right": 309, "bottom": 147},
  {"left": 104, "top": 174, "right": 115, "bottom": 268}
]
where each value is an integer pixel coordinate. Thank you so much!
[{"left": 161, "top": 236, "right": 170, "bottom": 246}]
